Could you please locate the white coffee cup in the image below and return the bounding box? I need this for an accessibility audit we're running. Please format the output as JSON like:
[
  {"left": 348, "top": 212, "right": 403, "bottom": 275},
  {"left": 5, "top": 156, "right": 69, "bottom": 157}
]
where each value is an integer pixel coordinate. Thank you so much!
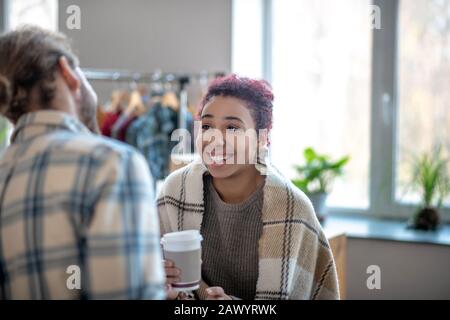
[{"left": 161, "top": 230, "right": 203, "bottom": 291}]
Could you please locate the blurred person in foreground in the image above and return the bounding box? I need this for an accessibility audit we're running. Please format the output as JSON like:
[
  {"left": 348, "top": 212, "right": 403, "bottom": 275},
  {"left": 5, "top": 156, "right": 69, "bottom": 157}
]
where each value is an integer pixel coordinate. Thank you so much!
[{"left": 0, "top": 26, "right": 165, "bottom": 300}]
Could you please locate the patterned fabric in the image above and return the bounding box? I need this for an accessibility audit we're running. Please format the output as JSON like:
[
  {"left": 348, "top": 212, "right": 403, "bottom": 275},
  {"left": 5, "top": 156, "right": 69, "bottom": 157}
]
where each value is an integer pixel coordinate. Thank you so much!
[
  {"left": 157, "top": 158, "right": 340, "bottom": 300},
  {"left": 0, "top": 110, "right": 165, "bottom": 300},
  {"left": 125, "top": 103, "right": 178, "bottom": 181}
]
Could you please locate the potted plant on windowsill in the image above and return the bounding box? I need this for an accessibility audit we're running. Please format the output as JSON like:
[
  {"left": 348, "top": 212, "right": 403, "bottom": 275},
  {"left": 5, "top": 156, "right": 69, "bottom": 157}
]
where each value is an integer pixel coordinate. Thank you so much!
[
  {"left": 292, "top": 147, "right": 349, "bottom": 224},
  {"left": 407, "top": 147, "right": 450, "bottom": 231},
  {"left": 0, "top": 116, "right": 10, "bottom": 151}
]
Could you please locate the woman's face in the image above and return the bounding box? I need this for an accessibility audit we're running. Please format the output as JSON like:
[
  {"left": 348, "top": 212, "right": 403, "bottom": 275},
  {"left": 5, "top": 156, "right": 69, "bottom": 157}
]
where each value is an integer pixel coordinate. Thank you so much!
[{"left": 197, "top": 96, "right": 260, "bottom": 179}]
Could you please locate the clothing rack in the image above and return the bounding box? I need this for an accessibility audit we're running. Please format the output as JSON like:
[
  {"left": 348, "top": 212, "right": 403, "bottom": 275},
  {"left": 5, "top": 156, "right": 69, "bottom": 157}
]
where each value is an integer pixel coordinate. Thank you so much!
[
  {"left": 83, "top": 68, "right": 225, "bottom": 153},
  {"left": 82, "top": 68, "right": 225, "bottom": 84},
  {"left": 83, "top": 68, "right": 225, "bottom": 130}
]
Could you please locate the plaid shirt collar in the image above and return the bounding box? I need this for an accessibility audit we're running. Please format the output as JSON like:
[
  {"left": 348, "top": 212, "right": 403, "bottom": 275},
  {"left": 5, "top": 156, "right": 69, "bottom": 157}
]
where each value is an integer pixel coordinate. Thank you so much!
[{"left": 11, "top": 110, "right": 91, "bottom": 144}]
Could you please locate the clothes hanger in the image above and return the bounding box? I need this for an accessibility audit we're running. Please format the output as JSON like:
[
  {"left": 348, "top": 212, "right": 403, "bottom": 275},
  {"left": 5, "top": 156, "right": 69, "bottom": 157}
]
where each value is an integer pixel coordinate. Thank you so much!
[
  {"left": 109, "top": 90, "right": 123, "bottom": 113},
  {"left": 121, "top": 75, "right": 145, "bottom": 116},
  {"left": 135, "top": 84, "right": 150, "bottom": 116},
  {"left": 162, "top": 92, "right": 180, "bottom": 112},
  {"left": 124, "top": 89, "right": 145, "bottom": 116},
  {"left": 162, "top": 76, "right": 180, "bottom": 112}
]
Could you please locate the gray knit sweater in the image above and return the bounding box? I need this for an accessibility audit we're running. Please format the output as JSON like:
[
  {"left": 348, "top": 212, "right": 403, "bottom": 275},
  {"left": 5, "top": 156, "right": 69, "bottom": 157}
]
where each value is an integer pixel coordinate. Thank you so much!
[{"left": 200, "top": 174, "right": 265, "bottom": 300}]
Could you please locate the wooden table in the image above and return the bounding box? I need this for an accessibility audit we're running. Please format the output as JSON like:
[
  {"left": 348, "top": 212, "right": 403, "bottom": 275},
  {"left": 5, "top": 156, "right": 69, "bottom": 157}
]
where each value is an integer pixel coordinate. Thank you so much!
[{"left": 326, "top": 232, "right": 347, "bottom": 299}]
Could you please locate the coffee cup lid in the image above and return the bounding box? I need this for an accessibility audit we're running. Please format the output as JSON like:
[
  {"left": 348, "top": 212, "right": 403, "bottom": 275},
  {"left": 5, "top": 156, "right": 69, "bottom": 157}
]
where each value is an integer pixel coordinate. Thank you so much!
[{"left": 161, "top": 230, "right": 203, "bottom": 245}]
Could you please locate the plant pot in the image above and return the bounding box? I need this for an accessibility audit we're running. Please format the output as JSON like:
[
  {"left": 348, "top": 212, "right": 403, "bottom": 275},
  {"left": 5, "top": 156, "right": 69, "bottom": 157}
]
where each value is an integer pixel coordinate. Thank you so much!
[
  {"left": 407, "top": 206, "right": 440, "bottom": 231},
  {"left": 307, "top": 192, "right": 328, "bottom": 224}
]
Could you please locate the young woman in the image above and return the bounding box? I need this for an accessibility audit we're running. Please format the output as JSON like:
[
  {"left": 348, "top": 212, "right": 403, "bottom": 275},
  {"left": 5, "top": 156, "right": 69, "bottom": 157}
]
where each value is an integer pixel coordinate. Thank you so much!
[{"left": 158, "top": 75, "right": 339, "bottom": 300}]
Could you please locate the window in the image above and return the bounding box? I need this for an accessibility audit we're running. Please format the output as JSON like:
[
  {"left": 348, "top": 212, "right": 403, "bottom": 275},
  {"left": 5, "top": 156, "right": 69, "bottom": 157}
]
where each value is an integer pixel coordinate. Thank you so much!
[
  {"left": 395, "top": 0, "right": 450, "bottom": 206},
  {"left": 231, "top": 0, "right": 264, "bottom": 79},
  {"left": 270, "top": 0, "right": 372, "bottom": 209},
  {"left": 5, "top": 0, "right": 58, "bottom": 31},
  {"left": 233, "top": 0, "right": 450, "bottom": 219}
]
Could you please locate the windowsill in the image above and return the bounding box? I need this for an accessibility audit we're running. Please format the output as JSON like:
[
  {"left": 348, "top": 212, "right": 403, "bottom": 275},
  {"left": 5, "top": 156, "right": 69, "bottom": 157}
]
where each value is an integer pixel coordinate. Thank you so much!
[{"left": 323, "top": 214, "right": 450, "bottom": 247}]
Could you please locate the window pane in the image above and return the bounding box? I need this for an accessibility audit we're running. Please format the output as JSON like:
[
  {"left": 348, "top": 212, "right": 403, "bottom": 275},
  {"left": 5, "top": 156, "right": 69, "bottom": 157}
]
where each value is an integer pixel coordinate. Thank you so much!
[
  {"left": 8, "top": 0, "right": 58, "bottom": 31},
  {"left": 271, "top": 0, "right": 372, "bottom": 208},
  {"left": 231, "top": 0, "right": 263, "bottom": 78},
  {"left": 396, "top": 0, "right": 450, "bottom": 206}
]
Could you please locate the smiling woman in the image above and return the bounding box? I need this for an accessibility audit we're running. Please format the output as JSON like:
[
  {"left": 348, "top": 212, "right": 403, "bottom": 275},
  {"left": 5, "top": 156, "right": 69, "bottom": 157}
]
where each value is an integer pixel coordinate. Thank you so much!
[
  {"left": 157, "top": 74, "right": 340, "bottom": 300},
  {"left": 196, "top": 75, "right": 272, "bottom": 186}
]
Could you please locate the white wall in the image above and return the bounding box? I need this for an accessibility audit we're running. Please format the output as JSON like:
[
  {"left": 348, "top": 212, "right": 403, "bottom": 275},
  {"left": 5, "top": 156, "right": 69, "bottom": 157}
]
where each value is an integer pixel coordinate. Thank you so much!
[
  {"left": 58, "top": 0, "right": 232, "bottom": 103},
  {"left": 58, "top": 0, "right": 231, "bottom": 72},
  {"left": 347, "top": 238, "right": 450, "bottom": 299}
]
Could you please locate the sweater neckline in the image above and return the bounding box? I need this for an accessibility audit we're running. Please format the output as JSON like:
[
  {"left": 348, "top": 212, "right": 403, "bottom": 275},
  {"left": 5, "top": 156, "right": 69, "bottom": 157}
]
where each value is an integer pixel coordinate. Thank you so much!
[{"left": 204, "top": 174, "right": 265, "bottom": 212}]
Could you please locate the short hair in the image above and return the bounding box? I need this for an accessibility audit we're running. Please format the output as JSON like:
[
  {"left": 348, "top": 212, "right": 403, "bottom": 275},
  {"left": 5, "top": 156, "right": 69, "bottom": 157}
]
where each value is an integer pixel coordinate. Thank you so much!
[{"left": 199, "top": 74, "right": 274, "bottom": 131}]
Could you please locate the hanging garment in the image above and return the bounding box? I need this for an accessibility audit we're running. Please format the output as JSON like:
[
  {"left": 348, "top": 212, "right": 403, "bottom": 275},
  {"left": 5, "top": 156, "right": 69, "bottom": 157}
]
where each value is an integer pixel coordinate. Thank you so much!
[
  {"left": 100, "top": 110, "right": 121, "bottom": 137},
  {"left": 111, "top": 113, "right": 137, "bottom": 142},
  {"left": 126, "top": 103, "right": 177, "bottom": 181}
]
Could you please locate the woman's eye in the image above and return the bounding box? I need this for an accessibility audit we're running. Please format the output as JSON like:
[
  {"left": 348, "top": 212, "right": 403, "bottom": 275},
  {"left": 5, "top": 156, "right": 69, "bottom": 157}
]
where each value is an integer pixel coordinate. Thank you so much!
[
  {"left": 202, "top": 124, "right": 211, "bottom": 130},
  {"left": 227, "top": 126, "right": 241, "bottom": 132}
]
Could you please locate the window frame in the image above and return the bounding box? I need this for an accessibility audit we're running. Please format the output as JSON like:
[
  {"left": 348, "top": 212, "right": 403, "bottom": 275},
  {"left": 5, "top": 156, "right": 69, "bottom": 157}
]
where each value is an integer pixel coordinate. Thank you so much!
[
  {"left": 371, "top": 0, "right": 449, "bottom": 222},
  {"left": 260, "top": 0, "right": 450, "bottom": 222}
]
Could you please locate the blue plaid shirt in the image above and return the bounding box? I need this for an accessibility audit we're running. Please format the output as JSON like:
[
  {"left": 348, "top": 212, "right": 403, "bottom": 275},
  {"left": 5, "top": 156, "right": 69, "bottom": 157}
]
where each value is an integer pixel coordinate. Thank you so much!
[{"left": 0, "top": 111, "right": 165, "bottom": 299}]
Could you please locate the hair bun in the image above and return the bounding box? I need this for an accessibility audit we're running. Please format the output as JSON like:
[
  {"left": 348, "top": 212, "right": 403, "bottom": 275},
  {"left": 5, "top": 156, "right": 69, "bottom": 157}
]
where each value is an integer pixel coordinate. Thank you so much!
[{"left": 0, "top": 74, "right": 12, "bottom": 113}]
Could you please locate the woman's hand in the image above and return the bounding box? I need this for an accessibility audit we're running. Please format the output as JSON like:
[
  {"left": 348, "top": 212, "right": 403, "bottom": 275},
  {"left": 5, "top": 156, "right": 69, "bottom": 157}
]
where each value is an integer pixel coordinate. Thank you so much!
[
  {"left": 164, "top": 259, "right": 181, "bottom": 300},
  {"left": 205, "top": 287, "right": 232, "bottom": 300}
]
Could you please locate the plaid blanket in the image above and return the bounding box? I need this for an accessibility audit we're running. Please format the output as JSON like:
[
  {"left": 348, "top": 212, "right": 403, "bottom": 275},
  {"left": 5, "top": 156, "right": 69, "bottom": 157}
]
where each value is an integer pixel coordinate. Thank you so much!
[{"left": 157, "top": 159, "right": 340, "bottom": 300}]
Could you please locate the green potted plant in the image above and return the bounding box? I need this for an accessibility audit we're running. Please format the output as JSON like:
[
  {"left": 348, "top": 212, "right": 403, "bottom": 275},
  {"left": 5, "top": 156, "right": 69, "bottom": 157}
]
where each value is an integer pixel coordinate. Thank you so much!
[
  {"left": 407, "top": 147, "right": 450, "bottom": 231},
  {"left": 0, "top": 116, "right": 10, "bottom": 150},
  {"left": 292, "top": 147, "right": 349, "bottom": 223}
]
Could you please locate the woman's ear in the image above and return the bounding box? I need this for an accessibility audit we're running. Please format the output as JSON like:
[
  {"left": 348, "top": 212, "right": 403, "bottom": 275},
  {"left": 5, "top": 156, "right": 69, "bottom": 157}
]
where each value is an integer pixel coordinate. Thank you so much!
[
  {"left": 57, "top": 56, "right": 80, "bottom": 92},
  {"left": 258, "top": 128, "right": 270, "bottom": 148},
  {"left": 256, "top": 129, "right": 270, "bottom": 175}
]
